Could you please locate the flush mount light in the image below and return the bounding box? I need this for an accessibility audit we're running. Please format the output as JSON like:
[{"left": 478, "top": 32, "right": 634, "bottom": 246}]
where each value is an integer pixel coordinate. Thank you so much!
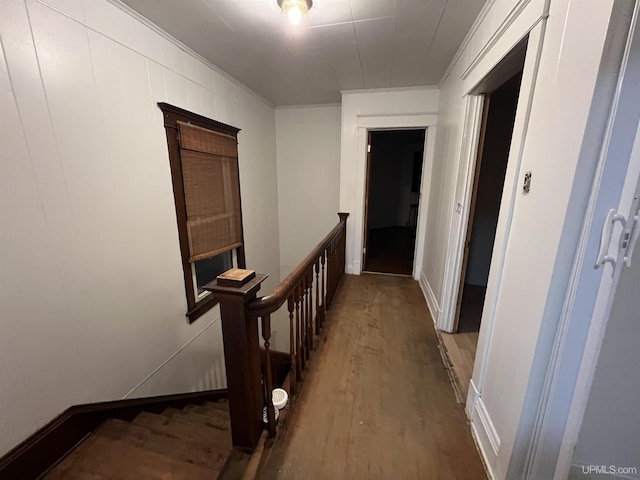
[{"left": 278, "top": 0, "right": 313, "bottom": 25}]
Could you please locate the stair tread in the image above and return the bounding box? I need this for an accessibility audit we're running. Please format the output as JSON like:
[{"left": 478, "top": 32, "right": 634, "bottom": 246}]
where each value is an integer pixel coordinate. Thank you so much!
[
  {"left": 217, "top": 448, "right": 252, "bottom": 480},
  {"left": 184, "top": 404, "right": 230, "bottom": 421},
  {"left": 204, "top": 400, "right": 230, "bottom": 412},
  {"left": 132, "top": 411, "right": 232, "bottom": 448},
  {"left": 96, "top": 418, "right": 230, "bottom": 470},
  {"left": 44, "top": 465, "right": 106, "bottom": 480},
  {"left": 43, "top": 433, "right": 217, "bottom": 480},
  {"left": 163, "top": 407, "right": 230, "bottom": 431}
]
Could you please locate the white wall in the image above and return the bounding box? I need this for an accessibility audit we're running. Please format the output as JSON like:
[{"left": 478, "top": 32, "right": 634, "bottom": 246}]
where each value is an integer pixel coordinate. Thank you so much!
[
  {"left": 0, "top": 0, "right": 280, "bottom": 456},
  {"left": 418, "top": 0, "right": 623, "bottom": 478},
  {"left": 275, "top": 105, "right": 341, "bottom": 278},
  {"left": 569, "top": 238, "right": 640, "bottom": 479},
  {"left": 339, "top": 87, "right": 439, "bottom": 276}
]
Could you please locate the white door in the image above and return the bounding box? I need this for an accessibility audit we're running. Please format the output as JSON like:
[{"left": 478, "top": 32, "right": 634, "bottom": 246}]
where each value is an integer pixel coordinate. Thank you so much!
[
  {"left": 561, "top": 123, "right": 640, "bottom": 478},
  {"left": 521, "top": 3, "right": 640, "bottom": 476}
]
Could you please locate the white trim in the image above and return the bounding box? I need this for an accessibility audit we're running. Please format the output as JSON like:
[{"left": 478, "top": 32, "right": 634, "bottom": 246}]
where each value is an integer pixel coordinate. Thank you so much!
[
  {"left": 466, "top": 378, "right": 481, "bottom": 418},
  {"left": 275, "top": 103, "right": 341, "bottom": 110},
  {"left": 460, "top": 0, "right": 536, "bottom": 81},
  {"left": 419, "top": 270, "right": 440, "bottom": 325},
  {"left": 413, "top": 126, "right": 437, "bottom": 280},
  {"left": 105, "top": 0, "right": 274, "bottom": 108},
  {"left": 350, "top": 261, "right": 360, "bottom": 275},
  {"left": 341, "top": 85, "right": 439, "bottom": 95},
  {"left": 472, "top": 20, "right": 547, "bottom": 403},
  {"left": 438, "top": 4, "right": 548, "bottom": 336},
  {"left": 357, "top": 113, "right": 438, "bottom": 129},
  {"left": 437, "top": 95, "right": 484, "bottom": 332},
  {"left": 439, "top": 0, "right": 497, "bottom": 87},
  {"left": 468, "top": 386, "right": 499, "bottom": 479},
  {"left": 352, "top": 115, "right": 438, "bottom": 277},
  {"left": 476, "top": 397, "right": 501, "bottom": 455}
]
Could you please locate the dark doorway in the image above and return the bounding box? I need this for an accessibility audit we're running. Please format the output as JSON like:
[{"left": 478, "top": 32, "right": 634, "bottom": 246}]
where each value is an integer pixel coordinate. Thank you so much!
[
  {"left": 363, "top": 129, "right": 426, "bottom": 275},
  {"left": 455, "top": 72, "right": 523, "bottom": 336}
]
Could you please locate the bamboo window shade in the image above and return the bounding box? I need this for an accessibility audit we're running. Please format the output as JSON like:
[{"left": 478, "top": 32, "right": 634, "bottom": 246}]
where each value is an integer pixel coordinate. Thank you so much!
[{"left": 177, "top": 121, "right": 242, "bottom": 263}]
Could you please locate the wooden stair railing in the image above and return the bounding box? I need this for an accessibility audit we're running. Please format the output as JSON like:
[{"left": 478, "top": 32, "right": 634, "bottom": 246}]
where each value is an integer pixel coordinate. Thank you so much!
[{"left": 205, "top": 213, "right": 349, "bottom": 452}]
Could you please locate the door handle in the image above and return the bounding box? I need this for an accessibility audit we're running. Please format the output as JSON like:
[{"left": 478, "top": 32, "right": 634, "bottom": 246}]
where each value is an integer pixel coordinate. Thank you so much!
[{"left": 595, "top": 209, "right": 627, "bottom": 268}]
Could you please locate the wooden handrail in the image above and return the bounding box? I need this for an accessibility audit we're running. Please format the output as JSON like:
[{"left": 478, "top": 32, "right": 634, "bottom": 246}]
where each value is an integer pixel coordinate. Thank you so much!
[
  {"left": 205, "top": 212, "right": 349, "bottom": 451},
  {"left": 248, "top": 212, "right": 349, "bottom": 316}
]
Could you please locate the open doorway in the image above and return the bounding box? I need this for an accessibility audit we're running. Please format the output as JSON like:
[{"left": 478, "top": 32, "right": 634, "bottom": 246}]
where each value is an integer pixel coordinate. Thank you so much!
[
  {"left": 363, "top": 129, "right": 426, "bottom": 275},
  {"left": 441, "top": 70, "right": 524, "bottom": 397}
]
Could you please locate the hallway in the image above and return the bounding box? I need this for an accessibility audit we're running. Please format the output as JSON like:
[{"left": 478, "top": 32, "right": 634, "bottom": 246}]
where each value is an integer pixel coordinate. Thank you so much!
[{"left": 258, "top": 275, "right": 486, "bottom": 479}]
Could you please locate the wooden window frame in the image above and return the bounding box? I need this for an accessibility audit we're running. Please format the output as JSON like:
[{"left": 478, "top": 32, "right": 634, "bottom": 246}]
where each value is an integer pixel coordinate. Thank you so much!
[{"left": 158, "top": 103, "right": 247, "bottom": 323}]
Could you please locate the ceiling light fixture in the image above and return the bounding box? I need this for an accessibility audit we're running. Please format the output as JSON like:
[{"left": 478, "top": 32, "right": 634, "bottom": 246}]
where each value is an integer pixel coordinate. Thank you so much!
[{"left": 278, "top": 0, "right": 312, "bottom": 25}]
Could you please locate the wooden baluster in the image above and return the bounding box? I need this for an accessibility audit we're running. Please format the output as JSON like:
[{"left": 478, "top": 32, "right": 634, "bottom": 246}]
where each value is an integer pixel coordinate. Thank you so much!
[
  {"left": 261, "top": 315, "right": 276, "bottom": 437},
  {"left": 340, "top": 226, "right": 346, "bottom": 278},
  {"left": 321, "top": 250, "right": 326, "bottom": 325},
  {"left": 315, "top": 261, "right": 320, "bottom": 334},
  {"left": 327, "top": 240, "right": 334, "bottom": 309},
  {"left": 338, "top": 213, "right": 348, "bottom": 280},
  {"left": 288, "top": 296, "right": 296, "bottom": 396},
  {"left": 302, "top": 274, "right": 308, "bottom": 362},
  {"left": 327, "top": 243, "right": 331, "bottom": 310},
  {"left": 308, "top": 272, "right": 312, "bottom": 352},
  {"left": 332, "top": 239, "right": 337, "bottom": 303},
  {"left": 308, "top": 271, "right": 313, "bottom": 352},
  {"left": 300, "top": 281, "right": 307, "bottom": 371},
  {"left": 295, "top": 285, "right": 302, "bottom": 380}
]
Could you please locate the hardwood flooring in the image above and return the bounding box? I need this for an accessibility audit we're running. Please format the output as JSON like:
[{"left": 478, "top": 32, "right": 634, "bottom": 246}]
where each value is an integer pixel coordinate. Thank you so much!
[
  {"left": 258, "top": 274, "right": 486, "bottom": 479},
  {"left": 439, "top": 285, "right": 485, "bottom": 399}
]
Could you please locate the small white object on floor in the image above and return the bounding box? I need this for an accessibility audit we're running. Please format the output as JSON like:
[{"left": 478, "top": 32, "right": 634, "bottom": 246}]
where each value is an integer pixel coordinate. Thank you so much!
[{"left": 272, "top": 388, "right": 288, "bottom": 410}]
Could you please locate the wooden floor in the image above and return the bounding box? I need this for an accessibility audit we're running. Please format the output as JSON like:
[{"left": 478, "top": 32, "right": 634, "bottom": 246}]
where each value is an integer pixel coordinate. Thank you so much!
[
  {"left": 258, "top": 274, "right": 486, "bottom": 479},
  {"left": 439, "top": 285, "right": 485, "bottom": 399}
]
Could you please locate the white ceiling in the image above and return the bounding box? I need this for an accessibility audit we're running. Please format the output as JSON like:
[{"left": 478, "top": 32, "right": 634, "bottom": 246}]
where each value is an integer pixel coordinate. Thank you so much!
[{"left": 120, "top": 0, "right": 486, "bottom": 106}]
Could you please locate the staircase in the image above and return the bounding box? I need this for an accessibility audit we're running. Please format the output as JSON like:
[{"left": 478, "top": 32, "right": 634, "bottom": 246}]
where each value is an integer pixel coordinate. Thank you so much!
[
  {"left": 0, "top": 215, "right": 348, "bottom": 479},
  {"left": 43, "top": 399, "right": 240, "bottom": 479}
]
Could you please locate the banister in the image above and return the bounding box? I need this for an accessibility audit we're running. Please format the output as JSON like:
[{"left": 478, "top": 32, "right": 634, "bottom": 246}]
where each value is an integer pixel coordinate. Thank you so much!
[
  {"left": 248, "top": 212, "right": 349, "bottom": 316},
  {"left": 204, "top": 211, "right": 349, "bottom": 452}
]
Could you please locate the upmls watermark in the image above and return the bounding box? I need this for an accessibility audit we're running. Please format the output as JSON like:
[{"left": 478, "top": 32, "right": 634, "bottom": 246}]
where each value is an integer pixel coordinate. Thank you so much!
[{"left": 580, "top": 465, "right": 638, "bottom": 476}]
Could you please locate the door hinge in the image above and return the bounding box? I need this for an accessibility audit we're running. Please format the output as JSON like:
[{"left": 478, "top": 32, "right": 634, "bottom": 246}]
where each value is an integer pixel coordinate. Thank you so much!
[
  {"left": 622, "top": 210, "right": 640, "bottom": 267},
  {"left": 595, "top": 209, "right": 640, "bottom": 269}
]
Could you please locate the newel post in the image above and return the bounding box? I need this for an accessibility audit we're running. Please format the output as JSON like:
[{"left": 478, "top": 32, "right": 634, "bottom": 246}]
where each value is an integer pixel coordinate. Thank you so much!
[{"left": 204, "top": 274, "right": 268, "bottom": 452}]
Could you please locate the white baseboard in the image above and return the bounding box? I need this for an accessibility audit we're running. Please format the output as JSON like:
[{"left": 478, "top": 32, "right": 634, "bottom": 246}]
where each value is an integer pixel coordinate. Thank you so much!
[
  {"left": 419, "top": 271, "right": 441, "bottom": 325},
  {"left": 346, "top": 264, "right": 354, "bottom": 275},
  {"left": 466, "top": 378, "right": 480, "bottom": 418},
  {"left": 468, "top": 386, "right": 499, "bottom": 480},
  {"left": 352, "top": 260, "right": 361, "bottom": 275}
]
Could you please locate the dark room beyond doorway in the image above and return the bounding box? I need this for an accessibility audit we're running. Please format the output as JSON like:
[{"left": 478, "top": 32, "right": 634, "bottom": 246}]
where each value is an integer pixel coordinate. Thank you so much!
[{"left": 363, "top": 129, "right": 426, "bottom": 276}]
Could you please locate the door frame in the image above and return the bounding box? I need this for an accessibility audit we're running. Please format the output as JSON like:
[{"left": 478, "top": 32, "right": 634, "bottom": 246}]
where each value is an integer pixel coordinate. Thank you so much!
[
  {"left": 353, "top": 114, "right": 438, "bottom": 281},
  {"left": 361, "top": 128, "right": 428, "bottom": 276},
  {"left": 438, "top": 31, "right": 536, "bottom": 336},
  {"left": 436, "top": 17, "right": 547, "bottom": 469},
  {"left": 362, "top": 131, "right": 373, "bottom": 270},
  {"left": 452, "top": 95, "right": 491, "bottom": 332}
]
